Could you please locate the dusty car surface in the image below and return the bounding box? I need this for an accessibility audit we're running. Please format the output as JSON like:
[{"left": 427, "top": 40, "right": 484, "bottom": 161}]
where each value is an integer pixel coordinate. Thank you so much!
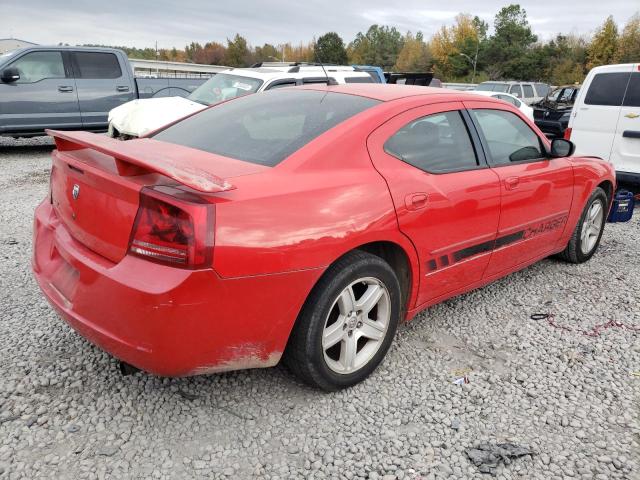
[{"left": 33, "top": 84, "right": 615, "bottom": 391}]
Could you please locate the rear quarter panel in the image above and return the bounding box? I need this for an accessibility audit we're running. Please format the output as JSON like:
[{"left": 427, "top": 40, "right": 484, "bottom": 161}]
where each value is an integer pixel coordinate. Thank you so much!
[{"left": 208, "top": 111, "right": 422, "bottom": 310}]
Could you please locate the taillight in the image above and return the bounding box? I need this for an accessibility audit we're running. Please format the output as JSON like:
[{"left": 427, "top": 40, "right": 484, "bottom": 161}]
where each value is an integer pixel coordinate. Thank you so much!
[
  {"left": 564, "top": 127, "right": 572, "bottom": 140},
  {"left": 128, "top": 186, "right": 214, "bottom": 269}
]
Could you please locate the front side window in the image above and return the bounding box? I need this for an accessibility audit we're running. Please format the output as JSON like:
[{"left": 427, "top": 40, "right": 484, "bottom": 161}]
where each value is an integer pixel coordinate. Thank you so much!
[
  {"left": 535, "top": 83, "right": 550, "bottom": 97},
  {"left": 522, "top": 85, "right": 534, "bottom": 98},
  {"left": 9, "top": 51, "right": 65, "bottom": 83},
  {"left": 585, "top": 72, "right": 631, "bottom": 106},
  {"left": 188, "top": 73, "right": 263, "bottom": 105},
  {"left": 384, "top": 111, "right": 478, "bottom": 173},
  {"left": 495, "top": 94, "right": 519, "bottom": 107},
  {"left": 73, "top": 52, "right": 122, "bottom": 79},
  {"left": 509, "top": 85, "right": 523, "bottom": 98},
  {"left": 154, "top": 90, "right": 380, "bottom": 167},
  {"left": 471, "top": 109, "right": 544, "bottom": 165}
]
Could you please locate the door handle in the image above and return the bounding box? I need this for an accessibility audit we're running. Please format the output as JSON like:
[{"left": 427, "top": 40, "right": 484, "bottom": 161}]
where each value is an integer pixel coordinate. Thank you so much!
[
  {"left": 405, "top": 193, "right": 428, "bottom": 211},
  {"left": 57, "top": 86, "right": 74, "bottom": 92},
  {"left": 622, "top": 130, "right": 640, "bottom": 139},
  {"left": 116, "top": 85, "right": 130, "bottom": 92},
  {"left": 504, "top": 176, "right": 520, "bottom": 190}
]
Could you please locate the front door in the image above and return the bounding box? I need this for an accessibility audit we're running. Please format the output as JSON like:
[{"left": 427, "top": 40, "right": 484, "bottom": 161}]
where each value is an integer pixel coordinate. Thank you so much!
[
  {"left": 0, "top": 50, "right": 81, "bottom": 134},
  {"left": 70, "top": 51, "right": 135, "bottom": 129},
  {"left": 465, "top": 101, "right": 574, "bottom": 276},
  {"left": 367, "top": 102, "right": 501, "bottom": 307}
]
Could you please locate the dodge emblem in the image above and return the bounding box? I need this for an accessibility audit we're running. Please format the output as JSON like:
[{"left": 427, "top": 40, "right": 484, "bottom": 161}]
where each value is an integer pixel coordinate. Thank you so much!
[{"left": 72, "top": 184, "right": 80, "bottom": 200}]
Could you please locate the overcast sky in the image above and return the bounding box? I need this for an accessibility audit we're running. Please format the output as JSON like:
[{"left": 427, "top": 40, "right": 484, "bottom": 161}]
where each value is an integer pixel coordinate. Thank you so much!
[{"left": 2, "top": 1, "right": 638, "bottom": 50}]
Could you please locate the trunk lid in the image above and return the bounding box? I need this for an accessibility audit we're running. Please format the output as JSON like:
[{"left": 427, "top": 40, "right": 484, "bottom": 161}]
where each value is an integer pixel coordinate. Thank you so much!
[{"left": 48, "top": 130, "right": 266, "bottom": 263}]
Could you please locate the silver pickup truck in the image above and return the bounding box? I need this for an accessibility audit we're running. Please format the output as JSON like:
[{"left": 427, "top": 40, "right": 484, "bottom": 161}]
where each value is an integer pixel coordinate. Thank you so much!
[{"left": 0, "top": 46, "right": 207, "bottom": 138}]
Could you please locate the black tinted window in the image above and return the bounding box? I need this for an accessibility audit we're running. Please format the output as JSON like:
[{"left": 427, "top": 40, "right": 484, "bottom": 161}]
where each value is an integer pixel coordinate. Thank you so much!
[
  {"left": 585, "top": 72, "right": 631, "bottom": 106},
  {"left": 384, "top": 111, "right": 478, "bottom": 173},
  {"left": 471, "top": 109, "right": 544, "bottom": 165},
  {"left": 154, "top": 90, "right": 380, "bottom": 166},
  {"left": 74, "top": 52, "right": 122, "bottom": 79},
  {"left": 623, "top": 73, "right": 640, "bottom": 107}
]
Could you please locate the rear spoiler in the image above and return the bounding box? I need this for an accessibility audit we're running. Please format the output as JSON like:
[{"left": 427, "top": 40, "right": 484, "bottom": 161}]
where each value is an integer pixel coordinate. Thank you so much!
[{"left": 46, "top": 130, "right": 235, "bottom": 193}]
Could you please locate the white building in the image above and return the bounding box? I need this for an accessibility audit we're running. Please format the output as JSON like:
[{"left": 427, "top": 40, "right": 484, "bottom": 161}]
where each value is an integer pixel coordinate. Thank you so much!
[{"left": 0, "top": 38, "right": 37, "bottom": 54}]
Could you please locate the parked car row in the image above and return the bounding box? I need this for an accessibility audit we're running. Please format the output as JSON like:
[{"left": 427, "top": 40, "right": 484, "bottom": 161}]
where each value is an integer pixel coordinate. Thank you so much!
[{"left": 0, "top": 46, "right": 207, "bottom": 138}]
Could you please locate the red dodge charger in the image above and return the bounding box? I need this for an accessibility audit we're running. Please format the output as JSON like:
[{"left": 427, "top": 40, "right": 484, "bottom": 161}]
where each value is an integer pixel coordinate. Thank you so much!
[{"left": 33, "top": 84, "right": 615, "bottom": 390}]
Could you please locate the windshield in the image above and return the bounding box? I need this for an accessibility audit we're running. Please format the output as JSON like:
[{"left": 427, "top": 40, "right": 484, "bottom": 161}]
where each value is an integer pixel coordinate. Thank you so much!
[
  {"left": 187, "top": 73, "right": 263, "bottom": 106},
  {"left": 154, "top": 90, "right": 381, "bottom": 167},
  {"left": 476, "top": 83, "right": 509, "bottom": 93}
]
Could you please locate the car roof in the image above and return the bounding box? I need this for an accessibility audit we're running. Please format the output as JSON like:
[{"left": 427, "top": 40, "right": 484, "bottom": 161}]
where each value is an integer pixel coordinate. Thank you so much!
[
  {"left": 7, "top": 45, "right": 125, "bottom": 55},
  {"left": 296, "top": 83, "right": 503, "bottom": 103}
]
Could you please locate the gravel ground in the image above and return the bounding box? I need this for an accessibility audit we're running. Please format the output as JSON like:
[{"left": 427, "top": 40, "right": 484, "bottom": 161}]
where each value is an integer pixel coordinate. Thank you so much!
[{"left": 1, "top": 136, "right": 639, "bottom": 480}]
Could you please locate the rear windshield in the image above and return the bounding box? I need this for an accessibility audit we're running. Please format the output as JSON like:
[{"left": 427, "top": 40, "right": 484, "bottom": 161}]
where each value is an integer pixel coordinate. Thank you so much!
[{"left": 154, "top": 89, "right": 380, "bottom": 166}]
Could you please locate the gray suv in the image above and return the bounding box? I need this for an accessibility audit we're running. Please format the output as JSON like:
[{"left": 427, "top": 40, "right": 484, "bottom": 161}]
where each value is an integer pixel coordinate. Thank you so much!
[{"left": 475, "top": 81, "right": 550, "bottom": 105}]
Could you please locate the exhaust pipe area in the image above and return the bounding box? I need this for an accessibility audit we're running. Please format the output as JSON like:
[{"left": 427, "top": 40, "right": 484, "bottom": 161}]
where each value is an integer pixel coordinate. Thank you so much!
[{"left": 118, "top": 361, "right": 140, "bottom": 376}]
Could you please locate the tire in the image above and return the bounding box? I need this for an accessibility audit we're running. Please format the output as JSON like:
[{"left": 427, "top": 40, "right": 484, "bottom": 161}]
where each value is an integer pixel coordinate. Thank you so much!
[
  {"left": 558, "top": 187, "right": 608, "bottom": 263},
  {"left": 284, "top": 250, "right": 402, "bottom": 391}
]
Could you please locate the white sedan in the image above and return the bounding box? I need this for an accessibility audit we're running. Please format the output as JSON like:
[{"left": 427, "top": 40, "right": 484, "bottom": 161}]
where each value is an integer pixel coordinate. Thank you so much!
[{"left": 467, "top": 90, "right": 534, "bottom": 121}]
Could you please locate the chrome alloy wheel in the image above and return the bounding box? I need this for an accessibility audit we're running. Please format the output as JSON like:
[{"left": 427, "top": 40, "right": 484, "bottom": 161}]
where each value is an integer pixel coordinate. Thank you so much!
[
  {"left": 580, "top": 199, "right": 604, "bottom": 254},
  {"left": 322, "top": 277, "right": 391, "bottom": 374}
]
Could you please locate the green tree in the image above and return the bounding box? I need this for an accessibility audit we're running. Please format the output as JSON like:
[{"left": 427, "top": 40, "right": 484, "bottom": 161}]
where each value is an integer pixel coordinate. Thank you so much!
[
  {"left": 587, "top": 16, "right": 619, "bottom": 68},
  {"left": 314, "top": 32, "right": 348, "bottom": 64},
  {"left": 481, "top": 4, "right": 537, "bottom": 79},
  {"left": 347, "top": 25, "right": 404, "bottom": 69},
  {"left": 225, "top": 34, "right": 250, "bottom": 67},
  {"left": 394, "top": 32, "right": 431, "bottom": 71},
  {"left": 617, "top": 13, "right": 640, "bottom": 63},
  {"left": 254, "top": 43, "right": 281, "bottom": 63}
]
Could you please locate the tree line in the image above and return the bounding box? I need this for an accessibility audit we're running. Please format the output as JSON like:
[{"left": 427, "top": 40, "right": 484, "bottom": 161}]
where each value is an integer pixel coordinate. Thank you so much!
[{"left": 92, "top": 4, "right": 640, "bottom": 84}]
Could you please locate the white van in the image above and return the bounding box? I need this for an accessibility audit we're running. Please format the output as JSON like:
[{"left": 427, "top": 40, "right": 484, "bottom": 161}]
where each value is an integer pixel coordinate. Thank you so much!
[{"left": 567, "top": 63, "right": 640, "bottom": 183}]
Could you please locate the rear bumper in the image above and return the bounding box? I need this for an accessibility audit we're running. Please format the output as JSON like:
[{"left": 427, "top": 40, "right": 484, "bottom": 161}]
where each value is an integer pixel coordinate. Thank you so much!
[{"left": 32, "top": 200, "right": 321, "bottom": 376}]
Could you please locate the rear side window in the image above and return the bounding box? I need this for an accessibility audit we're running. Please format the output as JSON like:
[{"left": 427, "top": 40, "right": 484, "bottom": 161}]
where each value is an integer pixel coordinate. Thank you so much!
[
  {"left": 345, "top": 76, "right": 374, "bottom": 83},
  {"left": 471, "top": 109, "right": 544, "bottom": 165},
  {"left": 73, "top": 52, "right": 122, "bottom": 79},
  {"left": 523, "top": 85, "right": 534, "bottom": 98},
  {"left": 154, "top": 90, "right": 380, "bottom": 167},
  {"left": 623, "top": 73, "right": 640, "bottom": 107},
  {"left": 384, "top": 111, "right": 478, "bottom": 173},
  {"left": 585, "top": 72, "right": 631, "bottom": 106},
  {"left": 10, "top": 51, "right": 65, "bottom": 83}
]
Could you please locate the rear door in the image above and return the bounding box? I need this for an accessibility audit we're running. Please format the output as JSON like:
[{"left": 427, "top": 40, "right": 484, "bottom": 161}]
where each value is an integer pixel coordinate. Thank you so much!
[
  {"left": 465, "top": 101, "right": 574, "bottom": 276},
  {"left": 0, "top": 50, "right": 81, "bottom": 133},
  {"left": 571, "top": 66, "right": 633, "bottom": 160},
  {"left": 610, "top": 68, "right": 640, "bottom": 175},
  {"left": 367, "top": 102, "right": 501, "bottom": 306},
  {"left": 71, "top": 51, "right": 135, "bottom": 129}
]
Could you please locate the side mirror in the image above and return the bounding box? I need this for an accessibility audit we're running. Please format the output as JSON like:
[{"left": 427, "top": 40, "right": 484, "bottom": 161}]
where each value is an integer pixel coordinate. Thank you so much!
[
  {"left": 1, "top": 67, "right": 20, "bottom": 83},
  {"left": 550, "top": 138, "right": 575, "bottom": 158}
]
